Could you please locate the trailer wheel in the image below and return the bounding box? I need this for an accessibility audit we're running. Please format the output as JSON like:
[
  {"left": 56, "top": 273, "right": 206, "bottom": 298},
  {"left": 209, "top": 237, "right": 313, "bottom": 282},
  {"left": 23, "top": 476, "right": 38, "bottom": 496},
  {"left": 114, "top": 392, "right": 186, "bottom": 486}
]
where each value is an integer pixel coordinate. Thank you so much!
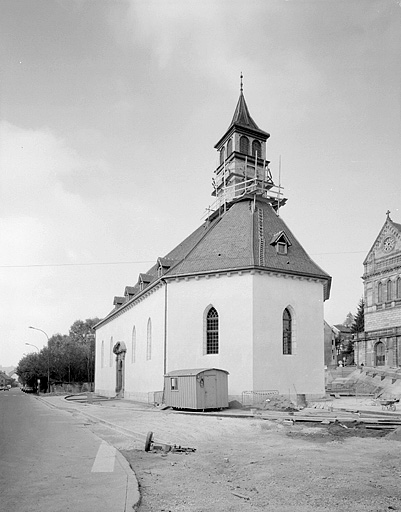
[{"left": 145, "top": 431, "right": 154, "bottom": 452}]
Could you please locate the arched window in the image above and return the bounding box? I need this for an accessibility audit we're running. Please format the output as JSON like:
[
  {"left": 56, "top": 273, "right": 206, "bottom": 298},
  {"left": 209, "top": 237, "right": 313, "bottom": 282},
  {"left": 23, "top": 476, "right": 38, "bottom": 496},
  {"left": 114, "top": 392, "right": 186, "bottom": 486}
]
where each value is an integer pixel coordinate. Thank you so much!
[
  {"left": 397, "top": 277, "right": 401, "bottom": 299},
  {"left": 110, "top": 336, "right": 113, "bottom": 367},
  {"left": 132, "top": 326, "right": 136, "bottom": 364},
  {"left": 252, "top": 140, "right": 261, "bottom": 158},
  {"left": 206, "top": 307, "right": 219, "bottom": 354},
  {"left": 227, "top": 138, "right": 232, "bottom": 157},
  {"left": 101, "top": 340, "right": 104, "bottom": 368},
  {"left": 220, "top": 146, "right": 225, "bottom": 165},
  {"left": 283, "top": 308, "right": 292, "bottom": 355},
  {"left": 378, "top": 282, "right": 383, "bottom": 303},
  {"left": 375, "top": 341, "right": 385, "bottom": 366},
  {"left": 146, "top": 318, "right": 152, "bottom": 360},
  {"left": 239, "top": 136, "right": 249, "bottom": 155},
  {"left": 387, "top": 280, "right": 392, "bottom": 302}
]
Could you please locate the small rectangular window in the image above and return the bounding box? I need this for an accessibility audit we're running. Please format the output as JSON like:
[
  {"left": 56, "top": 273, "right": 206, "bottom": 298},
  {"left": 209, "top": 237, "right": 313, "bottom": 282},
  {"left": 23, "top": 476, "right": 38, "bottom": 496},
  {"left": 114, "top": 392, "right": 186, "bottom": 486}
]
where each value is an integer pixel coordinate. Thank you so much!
[
  {"left": 277, "top": 243, "right": 287, "bottom": 255},
  {"left": 170, "top": 378, "right": 178, "bottom": 391}
]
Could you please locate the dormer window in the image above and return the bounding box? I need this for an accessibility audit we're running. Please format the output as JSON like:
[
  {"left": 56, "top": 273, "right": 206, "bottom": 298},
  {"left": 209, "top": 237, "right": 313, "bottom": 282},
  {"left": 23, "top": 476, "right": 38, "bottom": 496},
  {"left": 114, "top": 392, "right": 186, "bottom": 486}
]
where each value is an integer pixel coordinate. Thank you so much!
[
  {"left": 138, "top": 273, "right": 152, "bottom": 292},
  {"left": 124, "top": 286, "right": 135, "bottom": 300},
  {"left": 270, "top": 230, "right": 291, "bottom": 255},
  {"left": 113, "top": 296, "right": 125, "bottom": 309},
  {"left": 157, "top": 258, "right": 174, "bottom": 279}
]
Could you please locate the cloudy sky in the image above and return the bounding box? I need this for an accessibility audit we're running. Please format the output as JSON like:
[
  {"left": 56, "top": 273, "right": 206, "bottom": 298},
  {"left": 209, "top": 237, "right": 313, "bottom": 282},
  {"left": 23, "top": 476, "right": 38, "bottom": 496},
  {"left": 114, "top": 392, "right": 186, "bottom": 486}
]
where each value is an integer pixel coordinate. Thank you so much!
[{"left": 1, "top": 0, "right": 401, "bottom": 366}]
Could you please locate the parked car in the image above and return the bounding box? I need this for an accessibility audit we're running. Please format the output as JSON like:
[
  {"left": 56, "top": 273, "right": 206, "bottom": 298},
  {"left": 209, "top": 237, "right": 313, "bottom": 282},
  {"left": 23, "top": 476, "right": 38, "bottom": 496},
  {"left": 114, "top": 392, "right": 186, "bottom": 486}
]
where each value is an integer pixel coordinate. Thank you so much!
[{"left": 0, "top": 385, "right": 7, "bottom": 391}]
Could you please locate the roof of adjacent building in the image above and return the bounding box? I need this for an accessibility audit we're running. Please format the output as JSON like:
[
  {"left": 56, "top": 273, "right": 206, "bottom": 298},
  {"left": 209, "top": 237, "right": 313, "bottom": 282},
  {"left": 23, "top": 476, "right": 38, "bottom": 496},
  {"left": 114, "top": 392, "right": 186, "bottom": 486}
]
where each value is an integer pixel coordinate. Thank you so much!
[
  {"left": 363, "top": 213, "right": 401, "bottom": 265},
  {"left": 333, "top": 324, "right": 352, "bottom": 334},
  {"left": 96, "top": 195, "right": 331, "bottom": 328},
  {"left": 165, "top": 368, "right": 229, "bottom": 377}
]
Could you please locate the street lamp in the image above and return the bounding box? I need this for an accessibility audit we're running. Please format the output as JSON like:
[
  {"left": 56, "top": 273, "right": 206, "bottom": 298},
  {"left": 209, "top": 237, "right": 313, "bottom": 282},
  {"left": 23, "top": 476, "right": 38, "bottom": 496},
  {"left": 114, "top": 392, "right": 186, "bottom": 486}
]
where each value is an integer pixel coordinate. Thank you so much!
[
  {"left": 29, "top": 326, "right": 50, "bottom": 393},
  {"left": 25, "top": 343, "right": 40, "bottom": 352}
]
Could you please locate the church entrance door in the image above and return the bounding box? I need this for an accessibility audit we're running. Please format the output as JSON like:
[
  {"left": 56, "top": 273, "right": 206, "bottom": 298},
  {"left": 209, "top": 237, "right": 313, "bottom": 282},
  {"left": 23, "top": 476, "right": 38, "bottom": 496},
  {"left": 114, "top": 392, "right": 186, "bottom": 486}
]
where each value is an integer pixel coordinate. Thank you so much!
[{"left": 113, "top": 341, "right": 127, "bottom": 397}]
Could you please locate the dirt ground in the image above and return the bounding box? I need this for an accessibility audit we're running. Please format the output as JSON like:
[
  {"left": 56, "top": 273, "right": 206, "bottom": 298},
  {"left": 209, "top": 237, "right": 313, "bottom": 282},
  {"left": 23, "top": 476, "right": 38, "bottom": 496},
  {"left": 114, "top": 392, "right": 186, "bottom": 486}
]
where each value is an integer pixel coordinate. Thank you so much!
[{"left": 107, "top": 407, "right": 401, "bottom": 512}]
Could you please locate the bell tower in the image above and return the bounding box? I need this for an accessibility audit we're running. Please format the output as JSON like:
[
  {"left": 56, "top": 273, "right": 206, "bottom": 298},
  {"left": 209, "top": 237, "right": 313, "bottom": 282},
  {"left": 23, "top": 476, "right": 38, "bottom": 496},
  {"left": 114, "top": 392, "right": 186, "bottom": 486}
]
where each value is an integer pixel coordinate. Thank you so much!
[{"left": 212, "top": 75, "right": 285, "bottom": 212}]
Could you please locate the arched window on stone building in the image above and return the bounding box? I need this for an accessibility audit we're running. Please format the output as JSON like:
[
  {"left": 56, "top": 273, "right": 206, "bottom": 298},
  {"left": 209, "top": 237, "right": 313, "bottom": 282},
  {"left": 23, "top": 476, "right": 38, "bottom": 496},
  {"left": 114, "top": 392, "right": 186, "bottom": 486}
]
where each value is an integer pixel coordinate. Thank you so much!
[
  {"left": 378, "top": 282, "right": 383, "bottom": 303},
  {"left": 240, "top": 136, "right": 249, "bottom": 155},
  {"left": 252, "top": 140, "right": 261, "bottom": 158},
  {"left": 227, "top": 138, "right": 232, "bottom": 157},
  {"left": 220, "top": 146, "right": 225, "bottom": 165},
  {"left": 387, "top": 280, "right": 392, "bottom": 302}
]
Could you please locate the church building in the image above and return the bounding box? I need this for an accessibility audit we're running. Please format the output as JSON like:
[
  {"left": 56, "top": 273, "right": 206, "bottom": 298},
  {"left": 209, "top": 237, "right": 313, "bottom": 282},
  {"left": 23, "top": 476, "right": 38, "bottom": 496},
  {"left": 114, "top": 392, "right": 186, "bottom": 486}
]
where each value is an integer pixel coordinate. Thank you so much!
[
  {"left": 94, "top": 83, "right": 332, "bottom": 403},
  {"left": 354, "top": 212, "right": 401, "bottom": 367}
]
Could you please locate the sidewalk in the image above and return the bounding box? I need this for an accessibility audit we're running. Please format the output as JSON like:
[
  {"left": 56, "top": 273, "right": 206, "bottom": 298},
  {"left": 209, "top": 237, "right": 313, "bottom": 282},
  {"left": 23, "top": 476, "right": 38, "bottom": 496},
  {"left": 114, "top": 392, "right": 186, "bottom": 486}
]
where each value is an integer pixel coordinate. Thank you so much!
[{"left": 35, "top": 394, "right": 141, "bottom": 512}]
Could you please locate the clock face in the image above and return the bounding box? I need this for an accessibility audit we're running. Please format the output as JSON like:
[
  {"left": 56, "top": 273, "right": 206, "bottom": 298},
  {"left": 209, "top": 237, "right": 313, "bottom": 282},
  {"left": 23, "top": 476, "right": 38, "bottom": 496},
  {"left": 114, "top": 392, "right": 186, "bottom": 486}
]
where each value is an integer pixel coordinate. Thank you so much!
[{"left": 383, "top": 236, "right": 395, "bottom": 252}]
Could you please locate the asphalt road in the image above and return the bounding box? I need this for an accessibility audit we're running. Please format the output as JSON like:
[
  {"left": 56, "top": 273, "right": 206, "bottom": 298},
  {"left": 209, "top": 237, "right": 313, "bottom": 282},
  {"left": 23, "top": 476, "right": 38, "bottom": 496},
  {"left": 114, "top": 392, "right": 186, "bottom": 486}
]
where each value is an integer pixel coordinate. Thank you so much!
[{"left": 0, "top": 388, "right": 137, "bottom": 512}]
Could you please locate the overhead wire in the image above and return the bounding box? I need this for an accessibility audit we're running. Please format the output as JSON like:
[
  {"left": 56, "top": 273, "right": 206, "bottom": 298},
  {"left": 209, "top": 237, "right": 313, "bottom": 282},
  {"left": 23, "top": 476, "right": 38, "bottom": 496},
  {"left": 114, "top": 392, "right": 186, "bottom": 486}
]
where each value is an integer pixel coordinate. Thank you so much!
[{"left": 0, "top": 250, "right": 368, "bottom": 269}]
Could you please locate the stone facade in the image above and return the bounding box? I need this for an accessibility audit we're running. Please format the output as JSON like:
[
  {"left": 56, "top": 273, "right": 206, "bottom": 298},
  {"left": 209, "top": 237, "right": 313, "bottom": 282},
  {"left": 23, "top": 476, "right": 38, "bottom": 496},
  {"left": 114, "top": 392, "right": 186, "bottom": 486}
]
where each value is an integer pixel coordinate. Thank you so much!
[{"left": 354, "top": 213, "right": 401, "bottom": 367}]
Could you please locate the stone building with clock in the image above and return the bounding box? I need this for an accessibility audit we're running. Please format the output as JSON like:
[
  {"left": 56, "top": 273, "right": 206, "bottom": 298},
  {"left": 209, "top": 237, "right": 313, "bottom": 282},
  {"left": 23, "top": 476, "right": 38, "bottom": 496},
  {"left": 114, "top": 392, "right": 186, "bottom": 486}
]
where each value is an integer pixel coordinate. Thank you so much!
[
  {"left": 354, "top": 212, "right": 401, "bottom": 367},
  {"left": 94, "top": 84, "right": 332, "bottom": 402}
]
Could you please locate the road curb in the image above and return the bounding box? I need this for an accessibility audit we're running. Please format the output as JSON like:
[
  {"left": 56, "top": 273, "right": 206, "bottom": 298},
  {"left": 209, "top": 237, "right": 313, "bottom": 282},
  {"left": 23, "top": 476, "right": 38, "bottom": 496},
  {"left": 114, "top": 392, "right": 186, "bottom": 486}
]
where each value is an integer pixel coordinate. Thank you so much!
[
  {"left": 114, "top": 449, "right": 141, "bottom": 511},
  {"left": 34, "top": 395, "right": 141, "bottom": 511}
]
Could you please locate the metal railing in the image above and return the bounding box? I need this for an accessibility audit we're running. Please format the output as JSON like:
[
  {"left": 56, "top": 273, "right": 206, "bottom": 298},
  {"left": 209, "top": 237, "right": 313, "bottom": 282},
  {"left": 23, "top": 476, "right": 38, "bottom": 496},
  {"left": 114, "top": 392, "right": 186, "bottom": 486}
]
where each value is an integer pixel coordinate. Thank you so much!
[
  {"left": 241, "top": 390, "right": 279, "bottom": 406},
  {"left": 148, "top": 390, "right": 164, "bottom": 405},
  {"left": 204, "top": 176, "right": 284, "bottom": 220}
]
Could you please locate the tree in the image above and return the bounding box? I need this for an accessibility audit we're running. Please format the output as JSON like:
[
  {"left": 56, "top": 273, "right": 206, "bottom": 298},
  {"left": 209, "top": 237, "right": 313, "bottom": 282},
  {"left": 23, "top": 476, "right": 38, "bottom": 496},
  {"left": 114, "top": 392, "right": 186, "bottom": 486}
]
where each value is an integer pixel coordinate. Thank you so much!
[
  {"left": 351, "top": 298, "right": 365, "bottom": 333},
  {"left": 16, "top": 317, "right": 99, "bottom": 391},
  {"left": 68, "top": 318, "right": 99, "bottom": 385},
  {"left": 16, "top": 353, "right": 43, "bottom": 389}
]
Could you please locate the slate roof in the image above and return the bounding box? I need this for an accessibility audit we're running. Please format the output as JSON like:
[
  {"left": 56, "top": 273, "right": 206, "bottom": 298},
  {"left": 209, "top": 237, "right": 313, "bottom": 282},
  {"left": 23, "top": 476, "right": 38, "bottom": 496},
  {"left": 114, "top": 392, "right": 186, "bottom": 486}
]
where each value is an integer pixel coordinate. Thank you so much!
[
  {"left": 214, "top": 92, "right": 269, "bottom": 148},
  {"left": 96, "top": 196, "right": 331, "bottom": 327},
  {"left": 228, "top": 92, "right": 268, "bottom": 135},
  {"left": 168, "top": 197, "right": 331, "bottom": 290}
]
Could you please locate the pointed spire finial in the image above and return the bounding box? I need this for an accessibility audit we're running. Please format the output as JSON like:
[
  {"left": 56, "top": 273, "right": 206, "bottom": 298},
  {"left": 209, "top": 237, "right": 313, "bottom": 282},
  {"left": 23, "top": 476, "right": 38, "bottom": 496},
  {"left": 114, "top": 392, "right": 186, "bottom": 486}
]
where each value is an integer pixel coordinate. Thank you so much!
[{"left": 240, "top": 72, "right": 243, "bottom": 93}]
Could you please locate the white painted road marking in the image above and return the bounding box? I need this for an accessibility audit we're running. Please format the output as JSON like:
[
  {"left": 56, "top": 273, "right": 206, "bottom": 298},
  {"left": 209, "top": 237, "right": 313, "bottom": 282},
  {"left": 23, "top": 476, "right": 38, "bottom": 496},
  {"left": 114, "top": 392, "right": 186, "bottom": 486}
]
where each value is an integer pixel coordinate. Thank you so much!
[{"left": 91, "top": 441, "right": 116, "bottom": 472}]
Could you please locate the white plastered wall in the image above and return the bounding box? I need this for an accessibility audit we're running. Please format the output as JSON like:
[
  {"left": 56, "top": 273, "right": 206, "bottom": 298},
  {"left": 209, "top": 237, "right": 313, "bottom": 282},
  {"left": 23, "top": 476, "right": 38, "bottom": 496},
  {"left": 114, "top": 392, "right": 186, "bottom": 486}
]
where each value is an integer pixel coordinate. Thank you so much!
[
  {"left": 95, "top": 286, "right": 165, "bottom": 400},
  {"left": 253, "top": 273, "right": 325, "bottom": 396},
  {"left": 165, "top": 273, "right": 254, "bottom": 396},
  {"left": 95, "top": 271, "right": 326, "bottom": 402}
]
